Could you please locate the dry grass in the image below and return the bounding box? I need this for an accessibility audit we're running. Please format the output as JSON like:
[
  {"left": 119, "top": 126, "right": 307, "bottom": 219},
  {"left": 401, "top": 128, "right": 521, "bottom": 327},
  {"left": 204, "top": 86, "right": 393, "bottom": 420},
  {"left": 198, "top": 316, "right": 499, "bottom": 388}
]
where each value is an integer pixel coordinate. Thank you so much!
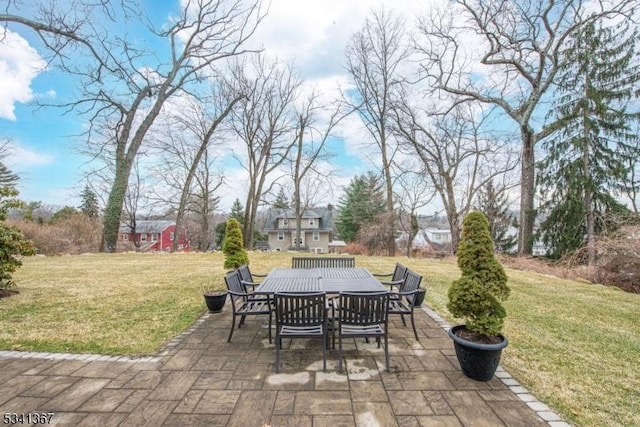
[{"left": 1, "top": 252, "right": 639, "bottom": 426}]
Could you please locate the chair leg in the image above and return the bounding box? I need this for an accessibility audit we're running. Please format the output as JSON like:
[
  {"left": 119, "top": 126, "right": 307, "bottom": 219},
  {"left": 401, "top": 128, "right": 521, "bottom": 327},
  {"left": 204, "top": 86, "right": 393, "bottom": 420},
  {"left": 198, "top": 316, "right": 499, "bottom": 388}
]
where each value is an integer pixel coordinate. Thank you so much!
[
  {"left": 227, "top": 313, "right": 236, "bottom": 343},
  {"left": 410, "top": 310, "right": 419, "bottom": 341},
  {"left": 322, "top": 333, "right": 327, "bottom": 373},
  {"left": 384, "top": 332, "right": 389, "bottom": 372},
  {"left": 338, "top": 332, "right": 344, "bottom": 373},
  {"left": 268, "top": 311, "right": 273, "bottom": 344},
  {"left": 400, "top": 314, "right": 407, "bottom": 326},
  {"left": 276, "top": 335, "right": 280, "bottom": 373}
]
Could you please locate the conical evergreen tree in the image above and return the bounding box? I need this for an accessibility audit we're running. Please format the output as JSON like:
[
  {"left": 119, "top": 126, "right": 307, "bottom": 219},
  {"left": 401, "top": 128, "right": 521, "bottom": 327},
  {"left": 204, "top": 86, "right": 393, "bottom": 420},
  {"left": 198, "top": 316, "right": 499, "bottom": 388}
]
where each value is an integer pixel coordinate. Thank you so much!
[
  {"left": 538, "top": 19, "right": 640, "bottom": 261},
  {"left": 476, "top": 180, "right": 516, "bottom": 254},
  {"left": 79, "top": 185, "right": 100, "bottom": 218}
]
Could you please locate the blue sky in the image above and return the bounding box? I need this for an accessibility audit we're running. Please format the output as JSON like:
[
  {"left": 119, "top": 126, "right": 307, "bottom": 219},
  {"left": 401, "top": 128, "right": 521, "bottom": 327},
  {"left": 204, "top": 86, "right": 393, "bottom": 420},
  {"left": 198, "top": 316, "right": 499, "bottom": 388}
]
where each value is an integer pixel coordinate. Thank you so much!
[{"left": 0, "top": 0, "right": 439, "bottom": 211}]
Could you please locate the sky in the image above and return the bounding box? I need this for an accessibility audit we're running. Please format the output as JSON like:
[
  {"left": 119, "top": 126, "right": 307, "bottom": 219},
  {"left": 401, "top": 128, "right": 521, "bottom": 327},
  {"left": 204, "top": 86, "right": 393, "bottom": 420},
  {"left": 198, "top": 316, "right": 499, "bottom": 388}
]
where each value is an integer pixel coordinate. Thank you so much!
[{"left": 0, "top": 0, "right": 445, "bottom": 214}]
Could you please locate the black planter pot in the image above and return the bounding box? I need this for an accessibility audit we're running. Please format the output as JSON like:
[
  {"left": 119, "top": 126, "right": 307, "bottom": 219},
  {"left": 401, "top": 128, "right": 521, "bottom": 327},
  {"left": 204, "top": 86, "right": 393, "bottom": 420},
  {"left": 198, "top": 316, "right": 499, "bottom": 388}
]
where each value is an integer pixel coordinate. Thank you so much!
[
  {"left": 413, "top": 288, "right": 426, "bottom": 307},
  {"left": 203, "top": 292, "right": 227, "bottom": 313},
  {"left": 448, "top": 324, "right": 508, "bottom": 381}
]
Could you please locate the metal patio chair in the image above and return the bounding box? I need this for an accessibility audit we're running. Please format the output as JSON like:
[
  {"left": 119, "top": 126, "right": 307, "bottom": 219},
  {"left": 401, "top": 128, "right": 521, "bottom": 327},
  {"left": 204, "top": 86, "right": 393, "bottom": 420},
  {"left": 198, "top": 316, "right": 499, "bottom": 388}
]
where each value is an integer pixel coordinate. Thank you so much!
[
  {"left": 274, "top": 292, "right": 329, "bottom": 372},
  {"left": 224, "top": 270, "right": 272, "bottom": 343},
  {"left": 388, "top": 268, "right": 422, "bottom": 341},
  {"left": 337, "top": 291, "right": 390, "bottom": 372},
  {"left": 373, "top": 262, "right": 408, "bottom": 291}
]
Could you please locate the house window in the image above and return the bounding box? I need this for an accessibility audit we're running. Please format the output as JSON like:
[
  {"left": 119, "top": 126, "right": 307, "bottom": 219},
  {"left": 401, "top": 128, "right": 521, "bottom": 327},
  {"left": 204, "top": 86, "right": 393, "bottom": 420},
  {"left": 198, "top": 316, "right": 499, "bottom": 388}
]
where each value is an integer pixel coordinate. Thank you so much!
[
  {"left": 283, "top": 218, "right": 288, "bottom": 226},
  {"left": 170, "top": 232, "right": 175, "bottom": 241},
  {"left": 141, "top": 234, "right": 148, "bottom": 242},
  {"left": 277, "top": 231, "right": 284, "bottom": 241},
  {"left": 309, "top": 218, "right": 315, "bottom": 226},
  {"left": 313, "top": 231, "right": 320, "bottom": 241},
  {"left": 123, "top": 233, "right": 129, "bottom": 241},
  {"left": 151, "top": 233, "right": 158, "bottom": 242}
]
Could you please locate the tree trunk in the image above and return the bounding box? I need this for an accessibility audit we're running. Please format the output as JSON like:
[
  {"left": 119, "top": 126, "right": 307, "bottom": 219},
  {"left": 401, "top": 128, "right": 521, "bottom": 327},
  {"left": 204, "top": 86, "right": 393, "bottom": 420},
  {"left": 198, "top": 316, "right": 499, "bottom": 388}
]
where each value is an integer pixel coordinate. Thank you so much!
[
  {"left": 518, "top": 128, "right": 535, "bottom": 256},
  {"left": 102, "top": 164, "right": 131, "bottom": 253}
]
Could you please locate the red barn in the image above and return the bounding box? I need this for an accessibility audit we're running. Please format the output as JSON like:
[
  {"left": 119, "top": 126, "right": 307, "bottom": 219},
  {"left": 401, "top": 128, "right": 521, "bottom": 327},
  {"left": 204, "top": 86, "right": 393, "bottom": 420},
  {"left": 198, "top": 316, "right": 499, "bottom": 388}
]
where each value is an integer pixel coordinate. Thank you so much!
[{"left": 118, "top": 220, "right": 190, "bottom": 252}]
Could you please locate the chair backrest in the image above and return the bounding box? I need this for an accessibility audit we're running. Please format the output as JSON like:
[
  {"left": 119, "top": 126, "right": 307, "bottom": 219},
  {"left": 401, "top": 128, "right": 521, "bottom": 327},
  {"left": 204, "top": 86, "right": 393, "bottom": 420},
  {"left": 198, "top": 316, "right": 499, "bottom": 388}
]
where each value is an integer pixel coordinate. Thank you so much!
[
  {"left": 292, "top": 257, "right": 356, "bottom": 269},
  {"left": 275, "top": 292, "right": 326, "bottom": 327},
  {"left": 237, "top": 264, "right": 252, "bottom": 283},
  {"left": 224, "top": 270, "right": 246, "bottom": 300},
  {"left": 401, "top": 269, "right": 423, "bottom": 302},
  {"left": 392, "top": 263, "right": 408, "bottom": 282},
  {"left": 338, "top": 291, "right": 390, "bottom": 326}
]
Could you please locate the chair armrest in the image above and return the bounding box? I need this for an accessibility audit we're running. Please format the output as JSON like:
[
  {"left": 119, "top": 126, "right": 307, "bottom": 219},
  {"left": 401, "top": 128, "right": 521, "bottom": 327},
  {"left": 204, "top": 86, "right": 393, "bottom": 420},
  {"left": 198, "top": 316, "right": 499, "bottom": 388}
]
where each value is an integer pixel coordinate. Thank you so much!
[
  {"left": 373, "top": 272, "right": 392, "bottom": 278},
  {"left": 227, "top": 290, "right": 252, "bottom": 298},
  {"left": 241, "top": 280, "right": 259, "bottom": 289}
]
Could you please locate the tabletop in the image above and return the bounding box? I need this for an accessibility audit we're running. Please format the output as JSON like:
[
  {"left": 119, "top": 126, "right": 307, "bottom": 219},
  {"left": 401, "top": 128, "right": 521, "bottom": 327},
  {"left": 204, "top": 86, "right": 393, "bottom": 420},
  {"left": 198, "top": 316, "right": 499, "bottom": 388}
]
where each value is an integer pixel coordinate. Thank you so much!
[{"left": 255, "top": 267, "right": 387, "bottom": 294}]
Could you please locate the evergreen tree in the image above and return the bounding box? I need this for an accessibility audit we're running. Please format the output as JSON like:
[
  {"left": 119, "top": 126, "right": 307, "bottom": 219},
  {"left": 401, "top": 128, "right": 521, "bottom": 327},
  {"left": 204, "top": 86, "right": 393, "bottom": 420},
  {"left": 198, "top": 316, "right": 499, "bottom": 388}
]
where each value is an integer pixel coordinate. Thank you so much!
[
  {"left": 222, "top": 218, "right": 249, "bottom": 269},
  {"left": 273, "top": 188, "right": 290, "bottom": 209},
  {"left": 335, "top": 172, "right": 386, "bottom": 242},
  {"left": 0, "top": 162, "right": 19, "bottom": 188},
  {"left": 447, "top": 211, "right": 509, "bottom": 338},
  {"left": 79, "top": 185, "right": 100, "bottom": 218},
  {"left": 476, "top": 180, "right": 516, "bottom": 254},
  {"left": 538, "top": 19, "right": 639, "bottom": 261},
  {"left": 229, "top": 199, "right": 245, "bottom": 228},
  {"left": 0, "top": 186, "right": 35, "bottom": 289}
]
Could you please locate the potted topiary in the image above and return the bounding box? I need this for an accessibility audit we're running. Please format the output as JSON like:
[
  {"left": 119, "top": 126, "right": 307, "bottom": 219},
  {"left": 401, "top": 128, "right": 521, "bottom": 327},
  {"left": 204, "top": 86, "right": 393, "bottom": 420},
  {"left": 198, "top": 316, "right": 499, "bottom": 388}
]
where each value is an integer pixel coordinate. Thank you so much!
[
  {"left": 447, "top": 210, "right": 510, "bottom": 381},
  {"left": 222, "top": 218, "right": 249, "bottom": 270}
]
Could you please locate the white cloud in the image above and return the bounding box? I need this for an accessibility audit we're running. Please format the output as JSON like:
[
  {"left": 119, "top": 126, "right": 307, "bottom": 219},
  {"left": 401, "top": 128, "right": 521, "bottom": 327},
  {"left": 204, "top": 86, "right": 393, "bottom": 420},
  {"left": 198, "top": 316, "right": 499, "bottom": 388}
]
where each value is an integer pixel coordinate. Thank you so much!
[
  {"left": 0, "top": 29, "right": 46, "bottom": 121},
  {"left": 6, "top": 143, "right": 54, "bottom": 168}
]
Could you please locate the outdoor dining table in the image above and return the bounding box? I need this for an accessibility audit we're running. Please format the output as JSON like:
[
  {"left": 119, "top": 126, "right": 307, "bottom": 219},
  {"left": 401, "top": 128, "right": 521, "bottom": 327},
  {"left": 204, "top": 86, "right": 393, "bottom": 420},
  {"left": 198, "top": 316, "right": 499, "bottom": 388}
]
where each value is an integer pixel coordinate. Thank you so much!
[{"left": 254, "top": 267, "right": 388, "bottom": 294}]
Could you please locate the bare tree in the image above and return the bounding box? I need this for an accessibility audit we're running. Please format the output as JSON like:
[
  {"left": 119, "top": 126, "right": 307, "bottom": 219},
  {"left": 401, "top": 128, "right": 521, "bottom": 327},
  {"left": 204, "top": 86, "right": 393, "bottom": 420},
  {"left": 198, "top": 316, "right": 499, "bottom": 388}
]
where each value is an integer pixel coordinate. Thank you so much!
[
  {"left": 344, "top": 6, "right": 409, "bottom": 256},
  {"left": 395, "top": 101, "right": 519, "bottom": 252},
  {"left": 229, "top": 55, "right": 301, "bottom": 249},
  {"left": 414, "top": 0, "right": 635, "bottom": 255},
  {"left": 2, "top": 0, "right": 266, "bottom": 252},
  {"left": 157, "top": 85, "right": 243, "bottom": 252},
  {"left": 394, "top": 169, "right": 434, "bottom": 257},
  {"left": 289, "top": 91, "right": 348, "bottom": 250}
]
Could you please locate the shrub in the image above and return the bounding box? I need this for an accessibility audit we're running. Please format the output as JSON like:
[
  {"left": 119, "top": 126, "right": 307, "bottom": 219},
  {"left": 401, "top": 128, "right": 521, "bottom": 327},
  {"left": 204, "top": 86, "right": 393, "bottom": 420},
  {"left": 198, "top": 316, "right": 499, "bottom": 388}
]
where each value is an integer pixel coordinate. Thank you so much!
[
  {"left": 447, "top": 210, "right": 509, "bottom": 338},
  {"left": 222, "top": 218, "right": 248, "bottom": 269},
  {"left": 0, "top": 187, "right": 35, "bottom": 289}
]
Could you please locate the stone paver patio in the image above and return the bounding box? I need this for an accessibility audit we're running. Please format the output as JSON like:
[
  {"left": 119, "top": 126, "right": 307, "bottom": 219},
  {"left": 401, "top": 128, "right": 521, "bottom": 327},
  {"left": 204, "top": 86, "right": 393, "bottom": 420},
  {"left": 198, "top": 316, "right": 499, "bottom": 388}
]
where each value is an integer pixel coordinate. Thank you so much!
[{"left": 0, "top": 305, "right": 567, "bottom": 426}]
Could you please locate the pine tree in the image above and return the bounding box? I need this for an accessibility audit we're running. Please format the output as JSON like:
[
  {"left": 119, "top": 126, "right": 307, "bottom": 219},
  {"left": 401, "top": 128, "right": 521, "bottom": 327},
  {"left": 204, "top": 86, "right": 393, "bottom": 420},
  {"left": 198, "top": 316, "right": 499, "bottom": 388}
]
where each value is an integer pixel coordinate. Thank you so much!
[
  {"left": 0, "top": 162, "right": 19, "bottom": 188},
  {"left": 538, "top": 19, "right": 640, "bottom": 261},
  {"left": 273, "top": 188, "right": 290, "bottom": 209},
  {"left": 335, "top": 172, "right": 386, "bottom": 242},
  {"left": 476, "top": 180, "right": 516, "bottom": 254},
  {"left": 79, "top": 185, "right": 100, "bottom": 218},
  {"left": 229, "top": 199, "right": 245, "bottom": 228}
]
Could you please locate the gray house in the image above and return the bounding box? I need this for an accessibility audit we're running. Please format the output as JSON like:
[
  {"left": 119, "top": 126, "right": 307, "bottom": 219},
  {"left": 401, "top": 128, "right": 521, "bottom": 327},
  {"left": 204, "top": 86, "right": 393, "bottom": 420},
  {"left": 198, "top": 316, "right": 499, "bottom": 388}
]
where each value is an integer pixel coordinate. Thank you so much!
[{"left": 264, "top": 206, "right": 335, "bottom": 253}]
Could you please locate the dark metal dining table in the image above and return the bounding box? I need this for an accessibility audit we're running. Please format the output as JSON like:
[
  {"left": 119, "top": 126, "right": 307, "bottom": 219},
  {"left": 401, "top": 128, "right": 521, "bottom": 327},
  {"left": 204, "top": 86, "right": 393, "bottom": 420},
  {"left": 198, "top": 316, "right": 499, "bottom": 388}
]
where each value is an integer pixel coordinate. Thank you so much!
[{"left": 254, "top": 267, "right": 387, "bottom": 294}]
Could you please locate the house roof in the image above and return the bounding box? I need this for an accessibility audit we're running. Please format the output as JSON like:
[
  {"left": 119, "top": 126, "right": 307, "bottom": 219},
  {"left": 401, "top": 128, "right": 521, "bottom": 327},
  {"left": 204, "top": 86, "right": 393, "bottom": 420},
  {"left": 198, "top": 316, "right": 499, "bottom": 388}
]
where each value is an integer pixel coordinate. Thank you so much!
[
  {"left": 264, "top": 206, "right": 334, "bottom": 232},
  {"left": 119, "top": 220, "right": 175, "bottom": 234}
]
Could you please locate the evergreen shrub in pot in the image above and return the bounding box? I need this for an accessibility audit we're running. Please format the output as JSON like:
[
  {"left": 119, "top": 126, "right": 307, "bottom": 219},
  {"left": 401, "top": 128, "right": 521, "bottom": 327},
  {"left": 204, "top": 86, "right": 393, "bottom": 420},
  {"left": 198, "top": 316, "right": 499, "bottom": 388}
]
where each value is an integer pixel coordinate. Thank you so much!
[{"left": 447, "top": 210, "right": 510, "bottom": 381}]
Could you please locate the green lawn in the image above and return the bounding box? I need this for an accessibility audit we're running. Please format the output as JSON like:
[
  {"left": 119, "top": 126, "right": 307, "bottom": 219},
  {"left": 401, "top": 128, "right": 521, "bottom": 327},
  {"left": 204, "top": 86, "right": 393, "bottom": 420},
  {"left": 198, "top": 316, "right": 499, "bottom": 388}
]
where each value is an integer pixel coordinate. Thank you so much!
[{"left": 2, "top": 252, "right": 639, "bottom": 426}]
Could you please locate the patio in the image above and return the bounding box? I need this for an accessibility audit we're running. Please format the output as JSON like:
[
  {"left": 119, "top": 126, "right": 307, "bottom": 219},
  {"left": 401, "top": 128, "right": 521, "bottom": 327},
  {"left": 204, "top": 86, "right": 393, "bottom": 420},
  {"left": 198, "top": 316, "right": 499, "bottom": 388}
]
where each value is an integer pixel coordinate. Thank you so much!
[{"left": 0, "top": 305, "right": 563, "bottom": 426}]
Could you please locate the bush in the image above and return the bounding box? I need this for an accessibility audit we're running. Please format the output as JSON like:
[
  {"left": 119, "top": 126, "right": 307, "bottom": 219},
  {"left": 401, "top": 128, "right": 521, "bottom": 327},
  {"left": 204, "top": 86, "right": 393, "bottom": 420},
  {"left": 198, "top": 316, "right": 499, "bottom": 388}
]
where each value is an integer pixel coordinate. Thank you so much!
[
  {"left": 447, "top": 210, "right": 509, "bottom": 338},
  {"left": 222, "top": 218, "right": 248, "bottom": 269},
  {"left": 0, "top": 187, "right": 35, "bottom": 289},
  {"left": 11, "top": 214, "right": 102, "bottom": 255}
]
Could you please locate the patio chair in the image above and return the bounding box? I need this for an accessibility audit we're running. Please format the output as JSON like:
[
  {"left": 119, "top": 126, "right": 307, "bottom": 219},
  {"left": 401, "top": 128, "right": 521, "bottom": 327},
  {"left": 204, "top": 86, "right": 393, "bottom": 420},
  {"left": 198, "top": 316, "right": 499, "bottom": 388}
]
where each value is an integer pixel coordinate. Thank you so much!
[
  {"left": 224, "top": 270, "right": 272, "bottom": 343},
  {"left": 388, "top": 269, "right": 422, "bottom": 341},
  {"left": 337, "top": 291, "right": 390, "bottom": 372},
  {"left": 291, "top": 256, "right": 356, "bottom": 268},
  {"left": 237, "top": 264, "right": 267, "bottom": 292},
  {"left": 373, "top": 262, "right": 408, "bottom": 291},
  {"left": 274, "top": 292, "right": 329, "bottom": 372}
]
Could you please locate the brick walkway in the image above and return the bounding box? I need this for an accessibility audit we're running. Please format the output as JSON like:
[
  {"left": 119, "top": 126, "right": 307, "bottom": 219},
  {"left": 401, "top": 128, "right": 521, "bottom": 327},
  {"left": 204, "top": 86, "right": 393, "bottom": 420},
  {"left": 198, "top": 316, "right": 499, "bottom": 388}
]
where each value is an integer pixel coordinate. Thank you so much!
[{"left": 0, "top": 305, "right": 568, "bottom": 426}]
